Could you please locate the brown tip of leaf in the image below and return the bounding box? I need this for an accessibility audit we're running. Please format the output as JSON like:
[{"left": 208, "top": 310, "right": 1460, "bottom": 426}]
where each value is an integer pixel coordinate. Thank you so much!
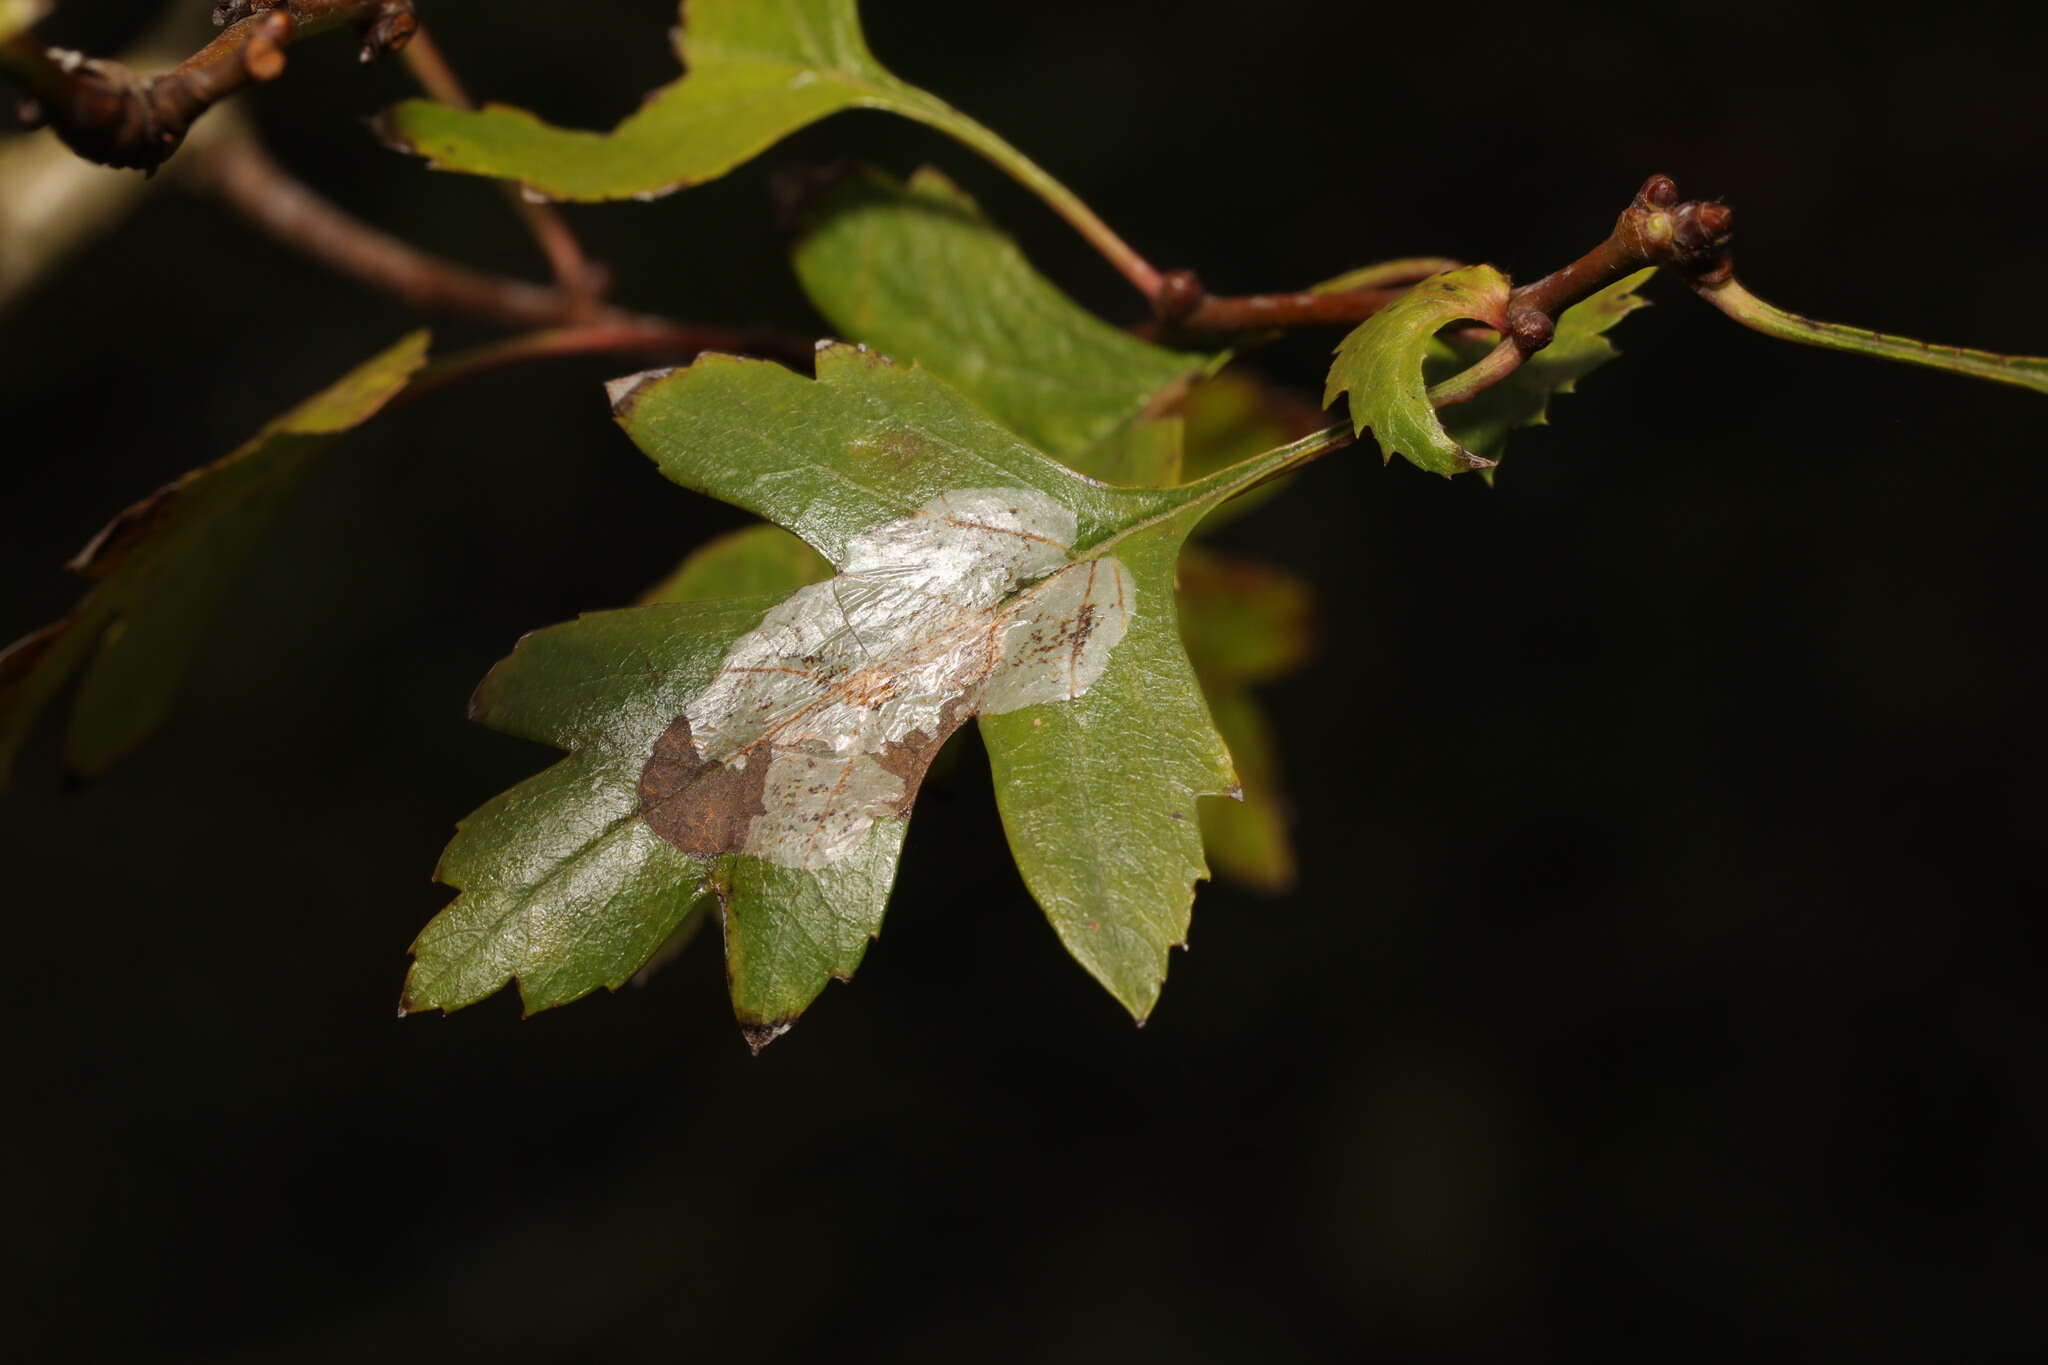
[
  {"left": 606, "top": 367, "right": 675, "bottom": 415},
  {"left": 741, "top": 1020, "right": 792, "bottom": 1055}
]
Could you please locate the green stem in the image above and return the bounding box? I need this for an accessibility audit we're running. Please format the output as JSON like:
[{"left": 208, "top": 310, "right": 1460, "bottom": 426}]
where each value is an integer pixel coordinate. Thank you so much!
[
  {"left": 1426, "top": 337, "right": 1524, "bottom": 409},
  {"left": 910, "top": 101, "right": 1163, "bottom": 301},
  {"left": 1695, "top": 276, "right": 2048, "bottom": 395},
  {"left": 1089, "top": 422, "right": 1355, "bottom": 558}
]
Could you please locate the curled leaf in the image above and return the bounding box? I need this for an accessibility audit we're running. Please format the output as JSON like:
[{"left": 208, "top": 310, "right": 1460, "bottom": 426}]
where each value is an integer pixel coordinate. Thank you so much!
[
  {"left": 1438, "top": 268, "right": 1655, "bottom": 465},
  {"left": 1323, "top": 265, "right": 1512, "bottom": 476}
]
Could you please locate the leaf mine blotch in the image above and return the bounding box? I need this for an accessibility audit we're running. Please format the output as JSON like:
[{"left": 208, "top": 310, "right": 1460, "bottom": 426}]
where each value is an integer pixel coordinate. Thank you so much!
[{"left": 639, "top": 488, "right": 1134, "bottom": 870}]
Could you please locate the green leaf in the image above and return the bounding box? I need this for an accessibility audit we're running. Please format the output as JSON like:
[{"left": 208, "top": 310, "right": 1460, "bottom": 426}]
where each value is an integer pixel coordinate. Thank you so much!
[
  {"left": 977, "top": 507, "right": 1231, "bottom": 1020},
  {"left": 1437, "top": 268, "right": 1655, "bottom": 464},
  {"left": 1323, "top": 265, "right": 1512, "bottom": 477},
  {"left": 789, "top": 166, "right": 1321, "bottom": 905},
  {"left": 607, "top": 344, "right": 1154, "bottom": 559},
  {"left": 406, "top": 593, "right": 909, "bottom": 1036},
  {"left": 0, "top": 331, "right": 429, "bottom": 786},
  {"left": 381, "top": 0, "right": 964, "bottom": 203},
  {"left": 638, "top": 523, "right": 833, "bottom": 605},
  {"left": 793, "top": 165, "right": 1207, "bottom": 461},
  {"left": 1176, "top": 546, "right": 1314, "bottom": 893},
  {"left": 406, "top": 597, "right": 759, "bottom": 1017},
  {"left": 419, "top": 348, "right": 1342, "bottom": 1030}
]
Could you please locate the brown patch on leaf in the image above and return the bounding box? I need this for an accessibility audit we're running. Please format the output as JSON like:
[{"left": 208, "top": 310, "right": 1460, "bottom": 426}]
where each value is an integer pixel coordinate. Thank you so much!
[
  {"left": 872, "top": 699, "right": 971, "bottom": 817},
  {"left": 638, "top": 715, "right": 771, "bottom": 857}
]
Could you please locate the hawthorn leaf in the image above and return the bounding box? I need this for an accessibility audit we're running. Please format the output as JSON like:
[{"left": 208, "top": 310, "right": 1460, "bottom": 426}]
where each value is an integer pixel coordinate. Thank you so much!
[
  {"left": 420, "top": 349, "right": 1335, "bottom": 1029},
  {"left": 1176, "top": 547, "right": 1314, "bottom": 893},
  {"left": 406, "top": 597, "right": 762, "bottom": 1017},
  {"left": 594, "top": 349, "right": 1334, "bottom": 1021},
  {"left": 606, "top": 343, "right": 1157, "bottom": 558},
  {"left": 406, "top": 593, "right": 910, "bottom": 1037},
  {"left": 785, "top": 160, "right": 1322, "bottom": 897},
  {"left": 1323, "top": 265, "right": 1513, "bottom": 477},
  {"left": 792, "top": 165, "right": 1208, "bottom": 460},
  {"left": 411, "top": 480, "right": 1140, "bottom": 1033},
  {"left": 977, "top": 506, "right": 1231, "bottom": 1020},
  {"left": 1437, "top": 268, "right": 1655, "bottom": 465},
  {"left": 380, "top": 0, "right": 965, "bottom": 202},
  {"left": 639, "top": 522, "right": 832, "bottom": 605},
  {"left": 785, "top": 164, "right": 1324, "bottom": 899},
  {"left": 0, "top": 331, "right": 428, "bottom": 786}
]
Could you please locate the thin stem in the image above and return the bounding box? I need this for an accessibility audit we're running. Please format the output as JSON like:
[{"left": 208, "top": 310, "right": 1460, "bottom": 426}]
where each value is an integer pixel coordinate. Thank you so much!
[
  {"left": 196, "top": 131, "right": 589, "bottom": 328},
  {"left": 1178, "top": 285, "right": 1407, "bottom": 331},
  {"left": 1693, "top": 276, "right": 2048, "bottom": 396},
  {"left": 1157, "top": 258, "right": 1468, "bottom": 335},
  {"left": 1089, "top": 421, "right": 1357, "bottom": 558},
  {"left": 925, "top": 108, "right": 1162, "bottom": 301},
  {"left": 1426, "top": 337, "right": 1525, "bottom": 408},
  {"left": 398, "top": 24, "right": 600, "bottom": 302}
]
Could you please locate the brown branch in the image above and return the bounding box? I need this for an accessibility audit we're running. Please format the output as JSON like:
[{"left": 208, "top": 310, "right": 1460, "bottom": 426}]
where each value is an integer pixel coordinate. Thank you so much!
[
  {"left": 2, "top": 1, "right": 414, "bottom": 173},
  {"left": 1506, "top": 174, "right": 1732, "bottom": 342},
  {"left": 395, "top": 23, "right": 604, "bottom": 307},
  {"left": 191, "top": 128, "right": 812, "bottom": 370},
  {"left": 1153, "top": 257, "right": 1465, "bottom": 335},
  {"left": 194, "top": 130, "right": 595, "bottom": 328}
]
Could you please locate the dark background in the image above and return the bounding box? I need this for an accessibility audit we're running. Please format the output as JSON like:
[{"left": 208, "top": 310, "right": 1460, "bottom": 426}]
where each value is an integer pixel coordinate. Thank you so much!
[{"left": 6, "top": 1, "right": 2046, "bottom": 1358}]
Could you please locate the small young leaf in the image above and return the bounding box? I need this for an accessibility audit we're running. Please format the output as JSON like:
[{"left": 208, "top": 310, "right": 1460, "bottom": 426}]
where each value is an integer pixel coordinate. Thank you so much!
[
  {"left": 792, "top": 165, "right": 1208, "bottom": 460},
  {"left": 0, "top": 331, "right": 429, "bottom": 785},
  {"left": 1323, "top": 265, "right": 1512, "bottom": 477},
  {"left": 1437, "top": 268, "right": 1655, "bottom": 464},
  {"left": 381, "top": 0, "right": 961, "bottom": 202}
]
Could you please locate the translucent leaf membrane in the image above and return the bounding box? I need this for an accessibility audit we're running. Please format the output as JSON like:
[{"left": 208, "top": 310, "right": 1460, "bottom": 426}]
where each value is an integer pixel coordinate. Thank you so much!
[{"left": 1324, "top": 266, "right": 1513, "bottom": 477}]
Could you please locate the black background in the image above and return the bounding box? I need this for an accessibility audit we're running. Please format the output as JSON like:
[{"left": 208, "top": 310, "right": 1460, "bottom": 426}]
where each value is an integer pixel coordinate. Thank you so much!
[{"left": 6, "top": 1, "right": 2046, "bottom": 1358}]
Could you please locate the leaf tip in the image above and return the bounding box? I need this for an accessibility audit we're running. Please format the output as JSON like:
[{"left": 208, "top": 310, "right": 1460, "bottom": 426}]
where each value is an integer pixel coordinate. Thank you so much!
[
  {"left": 741, "top": 1019, "right": 793, "bottom": 1055},
  {"left": 606, "top": 367, "right": 676, "bottom": 417}
]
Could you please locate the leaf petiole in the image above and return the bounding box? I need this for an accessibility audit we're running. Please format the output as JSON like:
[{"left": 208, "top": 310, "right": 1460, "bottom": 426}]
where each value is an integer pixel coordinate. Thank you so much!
[{"left": 1693, "top": 275, "right": 2048, "bottom": 395}]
